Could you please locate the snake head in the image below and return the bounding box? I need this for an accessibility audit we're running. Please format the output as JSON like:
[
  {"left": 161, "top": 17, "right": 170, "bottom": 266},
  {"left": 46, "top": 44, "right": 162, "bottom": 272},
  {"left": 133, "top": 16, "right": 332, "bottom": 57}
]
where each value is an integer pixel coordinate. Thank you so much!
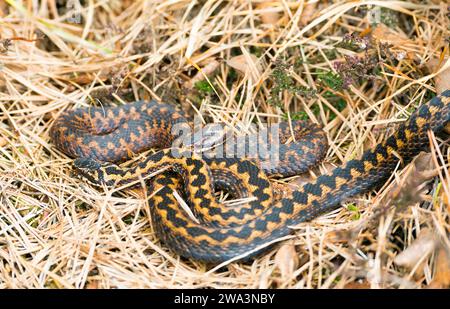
[{"left": 73, "top": 158, "right": 113, "bottom": 187}]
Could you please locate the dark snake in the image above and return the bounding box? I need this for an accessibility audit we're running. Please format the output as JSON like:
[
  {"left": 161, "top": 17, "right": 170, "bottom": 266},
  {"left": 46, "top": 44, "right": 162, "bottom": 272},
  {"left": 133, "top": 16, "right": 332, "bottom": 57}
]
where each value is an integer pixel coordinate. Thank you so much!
[{"left": 50, "top": 89, "right": 450, "bottom": 263}]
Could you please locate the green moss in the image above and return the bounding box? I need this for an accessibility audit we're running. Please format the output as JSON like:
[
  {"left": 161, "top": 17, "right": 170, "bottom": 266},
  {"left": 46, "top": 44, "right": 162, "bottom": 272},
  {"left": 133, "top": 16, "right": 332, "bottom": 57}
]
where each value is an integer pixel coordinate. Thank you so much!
[
  {"left": 122, "top": 214, "right": 134, "bottom": 225},
  {"left": 317, "top": 71, "right": 344, "bottom": 91},
  {"left": 269, "top": 61, "right": 316, "bottom": 108},
  {"left": 346, "top": 204, "right": 361, "bottom": 220},
  {"left": 282, "top": 111, "right": 309, "bottom": 121},
  {"left": 194, "top": 80, "right": 214, "bottom": 94},
  {"left": 75, "top": 200, "right": 90, "bottom": 211},
  {"left": 336, "top": 98, "right": 347, "bottom": 111},
  {"left": 250, "top": 46, "right": 264, "bottom": 58},
  {"left": 291, "top": 48, "right": 339, "bottom": 67}
]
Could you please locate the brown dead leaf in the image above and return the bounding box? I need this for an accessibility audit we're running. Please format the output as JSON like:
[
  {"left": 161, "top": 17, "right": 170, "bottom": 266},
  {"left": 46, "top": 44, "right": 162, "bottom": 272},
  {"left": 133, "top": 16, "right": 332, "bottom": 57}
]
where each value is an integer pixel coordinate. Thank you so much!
[
  {"left": 257, "top": 2, "right": 281, "bottom": 26},
  {"left": 0, "top": 1, "right": 8, "bottom": 16},
  {"left": 394, "top": 228, "right": 438, "bottom": 270},
  {"left": 372, "top": 24, "right": 413, "bottom": 47},
  {"left": 441, "top": 193, "right": 450, "bottom": 214},
  {"left": 226, "top": 54, "right": 262, "bottom": 81},
  {"left": 183, "top": 58, "right": 220, "bottom": 89},
  {"left": 274, "top": 243, "right": 299, "bottom": 282},
  {"left": 0, "top": 136, "right": 7, "bottom": 147},
  {"left": 299, "top": 2, "right": 317, "bottom": 26},
  {"left": 382, "top": 152, "right": 436, "bottom": 212},
  {"left": 426, "top": 57, "right": 450, "bottom": 94},
  {"left": 439, "top": 164, "right": 450, "bottom": 212},
  {"left": 430, "top": 248, "right": 450, "bottom": 288},
  {"left": 72, "top": 72, "right": 107, "bottom": 85}
]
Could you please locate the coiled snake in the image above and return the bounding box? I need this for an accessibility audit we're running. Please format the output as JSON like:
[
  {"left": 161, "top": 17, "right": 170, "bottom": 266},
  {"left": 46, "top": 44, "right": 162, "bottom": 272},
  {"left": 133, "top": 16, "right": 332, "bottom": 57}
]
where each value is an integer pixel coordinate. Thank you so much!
[{"left": 50, "top": 90, "right": 450, "bottom": 263}]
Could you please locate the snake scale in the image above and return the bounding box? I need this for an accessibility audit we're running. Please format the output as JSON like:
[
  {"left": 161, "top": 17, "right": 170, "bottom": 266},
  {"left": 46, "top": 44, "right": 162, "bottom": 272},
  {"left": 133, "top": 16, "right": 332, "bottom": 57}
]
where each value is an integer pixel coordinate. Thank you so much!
[{"left": 50, "top": 89, "right": 450, "bottom": 263}]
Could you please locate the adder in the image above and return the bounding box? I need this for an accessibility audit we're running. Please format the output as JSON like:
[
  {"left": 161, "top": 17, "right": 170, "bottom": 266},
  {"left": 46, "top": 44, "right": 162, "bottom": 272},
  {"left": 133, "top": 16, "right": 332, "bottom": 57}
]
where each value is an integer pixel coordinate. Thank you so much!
[{"left": 50, "top": 89, "right": 450, "bottom": 263}]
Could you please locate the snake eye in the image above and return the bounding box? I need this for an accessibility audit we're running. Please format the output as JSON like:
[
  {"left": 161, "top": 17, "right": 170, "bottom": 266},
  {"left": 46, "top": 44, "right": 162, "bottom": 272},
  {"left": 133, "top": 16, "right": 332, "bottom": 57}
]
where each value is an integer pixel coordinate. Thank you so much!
[
  {"left": 73, "top": 158, "right": 102, "bottom": 170},
  {"left": 73, "top": 158, "right": 105, "bottom": 185}
]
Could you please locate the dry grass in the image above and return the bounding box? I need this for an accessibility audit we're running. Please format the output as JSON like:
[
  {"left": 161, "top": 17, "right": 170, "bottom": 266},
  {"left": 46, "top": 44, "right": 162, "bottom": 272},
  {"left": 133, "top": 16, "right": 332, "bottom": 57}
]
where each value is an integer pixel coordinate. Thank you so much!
[{"left": 0, "top": 0, "right": 449, "bottom": 288}]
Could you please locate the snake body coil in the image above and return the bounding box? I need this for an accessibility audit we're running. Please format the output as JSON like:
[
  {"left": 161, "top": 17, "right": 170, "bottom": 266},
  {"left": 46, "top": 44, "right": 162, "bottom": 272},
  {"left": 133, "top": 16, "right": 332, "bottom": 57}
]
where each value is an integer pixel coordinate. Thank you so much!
[{"left": 51, "top": 90, "right": 450, "bottom": 263}]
